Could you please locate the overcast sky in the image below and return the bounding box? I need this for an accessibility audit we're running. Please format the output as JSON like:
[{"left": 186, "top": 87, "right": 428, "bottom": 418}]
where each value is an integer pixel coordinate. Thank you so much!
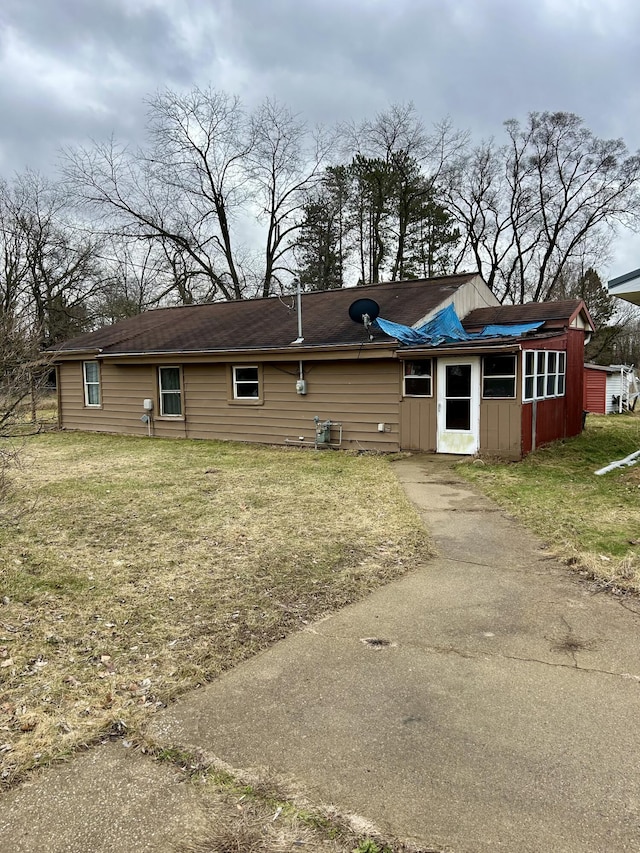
[{"left": 1, "top": 0, "right": 639, "bottom": 280}]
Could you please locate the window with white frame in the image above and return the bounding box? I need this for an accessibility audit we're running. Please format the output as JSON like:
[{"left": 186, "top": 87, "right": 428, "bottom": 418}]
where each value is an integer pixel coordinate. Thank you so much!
[
  {"left": 158, "top": 367, "right": 182, "bottom": 415},
  {"left": 403, "top": 360, "right": 432, "bottom": 397},
  {"left": 83, "top": 361, "right": 101, "bottom": 406},
  {"left": 482, "top": 354, "right": 516, "bottom": 398},
  {"left": 232, "top": 366, "right": 260, "bottom": 399},
  {"left": 523, "top": 350, "right": 566, "bottom": 401}
]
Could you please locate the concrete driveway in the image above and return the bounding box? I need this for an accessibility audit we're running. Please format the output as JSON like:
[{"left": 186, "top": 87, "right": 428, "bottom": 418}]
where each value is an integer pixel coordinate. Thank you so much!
[{"left": 149, "top": 456, "right": 640, "bottom": 852}]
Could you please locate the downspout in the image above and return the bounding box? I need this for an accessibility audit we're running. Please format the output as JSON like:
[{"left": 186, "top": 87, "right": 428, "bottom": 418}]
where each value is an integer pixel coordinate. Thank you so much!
[{"left": 56, "top": 364, "right": 62, "bottom": 429}]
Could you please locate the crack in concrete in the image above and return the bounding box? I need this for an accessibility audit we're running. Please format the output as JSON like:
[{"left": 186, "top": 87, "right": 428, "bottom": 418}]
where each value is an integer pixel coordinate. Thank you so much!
[
  {"left": 619, "top": 598, "right": 640, "bottom": 618},
  {"left": 493, "top": 651, "right": 640, "bottom": 682},
  {"left": 438, "top": 507, "right": 503, "bottom": 514},
  {"left": 434, "top": 554, "right": 550, "bottom": 571},
  {"left": 302, "top": 626, "right": 640, "bottom": 682}
]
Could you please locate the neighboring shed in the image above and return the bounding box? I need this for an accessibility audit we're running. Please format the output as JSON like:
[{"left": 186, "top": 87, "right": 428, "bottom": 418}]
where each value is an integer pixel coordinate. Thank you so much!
[
  {"left": 584, "top": 364, "right": 638, "bottom": 414},
  {"left": 49, "top": 274, "right": 595, "bottom": 460},
  {"left": 584, "top": 364, "right": 612, "bottom": 414}
]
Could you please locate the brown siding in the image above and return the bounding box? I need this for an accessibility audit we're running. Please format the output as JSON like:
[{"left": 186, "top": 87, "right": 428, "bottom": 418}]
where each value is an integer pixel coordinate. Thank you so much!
[
  {"left": 58, "top": 361, "right": 84, "bottom": 430},
  {"left": 59, "top": 362, "right": 173, "bottom": 437},
  {"left": 399, "top": 356, "right": 522, "bottom": 457},
  {"left": 479, "top": 400, "right": 521, "bottom": 458},
  {"left": 59, "top": 334, "right": 584, "bottom": 459},
  {"left": 184, "top": 360, "right": 400, "bottom": 450},
  {"left": 399, "top": 397, "right": 437, "bottom": 451},
  {"left": 60, "top": 358, "right": 401, "bottom": 451}
]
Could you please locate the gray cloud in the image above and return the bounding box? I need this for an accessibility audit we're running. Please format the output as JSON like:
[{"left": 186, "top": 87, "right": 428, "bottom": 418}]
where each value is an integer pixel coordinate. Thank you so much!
[
  {"left": 0, "top": 0, "right": 638, "bottom": 275},
  {"left": 2, "top": 0, "right": 192, "bottom": 81}
]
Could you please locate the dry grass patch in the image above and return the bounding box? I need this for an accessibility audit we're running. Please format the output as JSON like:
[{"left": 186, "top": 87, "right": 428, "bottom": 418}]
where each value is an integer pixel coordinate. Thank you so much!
[
  {"left": 161, "top": 755, "right": 421, "bottom": 853},
  {"left": 174, "top": 794, "right": 346, "bottom": 853},
  {"left": 0, "top": 432, "right": 432, "bottom": 785},
  {"left": 459, "top": 412, "right": 640, "bottom": 592}
]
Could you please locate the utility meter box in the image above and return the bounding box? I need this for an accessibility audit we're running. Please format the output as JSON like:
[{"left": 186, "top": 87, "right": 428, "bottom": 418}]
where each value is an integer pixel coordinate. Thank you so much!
[
  {"left": 143, "top": 399, "right": 154, "bottom": 411},
  {"left": 314, "top": 417, "right": 331, "bottom": 444},
  {"left": 295, "top": 379, "right": 307, "bottom": 395}
]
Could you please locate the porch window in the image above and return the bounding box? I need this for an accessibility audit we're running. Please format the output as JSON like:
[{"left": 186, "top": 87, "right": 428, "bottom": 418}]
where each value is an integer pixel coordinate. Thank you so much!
[
  {"left": 536, "top": 351, "right": 546, "bottom": 398},
  {"left": 523, "top": 350, "right": 566, "bottom": 402},
  {"left": 232, "top": 366, "right": 260, "bottom": 400},
  {"left": 557, "top": 353, "right": 566, "bottom": 395},
  {"left": 546, "top": 352, "right": 558, "bottom": 396},
  {"left": 403, "top": 360, "right": 432, "bottom": 397},
  {"left": 482, "top": 355, "right": 516, "bottom": 398},
  {"left": 83, "top": 361, "right": 101, "bottom": 407},
  {"left": 158, "top": 367, "right": 182, "bottom": 416}
]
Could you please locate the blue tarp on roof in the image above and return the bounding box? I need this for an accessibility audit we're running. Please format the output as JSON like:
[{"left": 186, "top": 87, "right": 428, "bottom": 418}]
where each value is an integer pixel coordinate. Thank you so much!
[
  {"left": 373, "top": 303, "right": 542, "bottom": 346},
  {"left": 478, "top": 323, "right": 542, "bottom": 338}
]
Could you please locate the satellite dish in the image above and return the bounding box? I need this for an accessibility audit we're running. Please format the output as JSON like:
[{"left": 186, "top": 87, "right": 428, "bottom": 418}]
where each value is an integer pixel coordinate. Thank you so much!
[{"left": 348, "top": 298, "right": 380, "bottom": 325}]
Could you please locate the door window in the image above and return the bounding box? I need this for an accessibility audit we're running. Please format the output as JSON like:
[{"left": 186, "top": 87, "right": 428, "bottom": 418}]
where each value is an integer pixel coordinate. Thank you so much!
[{"left": 445, "top": 364, "right": 471, "bottom": 430}]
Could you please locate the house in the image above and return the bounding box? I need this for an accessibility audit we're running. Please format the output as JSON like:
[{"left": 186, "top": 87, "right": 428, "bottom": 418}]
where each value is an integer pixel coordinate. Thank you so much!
[
  {"left": 50, "top": 273, "right": 595, "bottom": 459},
  {"left": 584, "top": 363, "right": 639, "bottom": 414},
  {"left": 608, "top": 268, "right": 640, "bottom": 306}
]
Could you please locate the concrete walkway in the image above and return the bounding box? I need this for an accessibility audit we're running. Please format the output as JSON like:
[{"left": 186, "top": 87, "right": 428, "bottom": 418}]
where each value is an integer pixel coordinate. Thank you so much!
[{"left": 2, "top": 456, "right": 640, "bottom": 852}]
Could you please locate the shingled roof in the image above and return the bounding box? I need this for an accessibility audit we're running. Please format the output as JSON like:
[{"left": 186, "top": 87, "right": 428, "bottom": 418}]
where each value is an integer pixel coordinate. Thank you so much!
[
  {"left": 52, "top": 274, "right": 480, "bottom": 355},
  {"left": 462, "top": 299, "right": 594, "bottom": 332}
]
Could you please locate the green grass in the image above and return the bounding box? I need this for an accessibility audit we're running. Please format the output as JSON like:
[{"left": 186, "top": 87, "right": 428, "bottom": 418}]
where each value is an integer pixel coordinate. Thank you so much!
[{"left": 458, "top": 412, "right": 640, "bottom": 588}]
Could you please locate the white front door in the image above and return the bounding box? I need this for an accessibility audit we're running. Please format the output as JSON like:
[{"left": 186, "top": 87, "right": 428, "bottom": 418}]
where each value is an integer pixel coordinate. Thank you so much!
[{"left": 436, "top": 357, "right": 480, "bottom": 454}]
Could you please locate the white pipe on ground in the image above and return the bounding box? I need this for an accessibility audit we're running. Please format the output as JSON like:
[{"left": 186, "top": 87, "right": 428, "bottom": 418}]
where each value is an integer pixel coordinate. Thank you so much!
[{"left": 595, "top": 449, "right": 640, "bottom": 475}]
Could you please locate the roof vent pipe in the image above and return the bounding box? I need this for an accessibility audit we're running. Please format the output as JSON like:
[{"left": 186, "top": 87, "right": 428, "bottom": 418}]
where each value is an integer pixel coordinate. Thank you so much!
[{"left": 291, "top": 278, "right": 304, "bottom": 345}]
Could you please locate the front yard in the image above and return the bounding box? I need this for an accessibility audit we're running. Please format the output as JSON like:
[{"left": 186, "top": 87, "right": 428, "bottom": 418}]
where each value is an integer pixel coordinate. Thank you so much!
[
  {"left": 0, "top": 433, "right": 432, "bottom": 786},
  {"left": 3, "top": 415, "right": 639, "bottom": 789},
  {"left": 2, "top": 417, "right": 639, "bottom": 852}
]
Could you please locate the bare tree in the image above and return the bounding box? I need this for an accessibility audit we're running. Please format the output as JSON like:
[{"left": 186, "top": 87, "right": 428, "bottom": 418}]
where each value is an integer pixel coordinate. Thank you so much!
[
  {"left": 145, "top": 87, "right": 252, "bottom": 299},
  {"left": 247, "top": 99, "right": 334, "bottom": 296},
  {"left": 19, "top": 173, "right": 105, "bottom": 345},
  {"left": 0, "top": 179, "right": 30, "bottom": 320},
  {"left": 63, "top": 87, "right": 333, "bottom": 301},
  {"left": 63, "top": 136, "right": 239, "bottom": 302},
  {"left": 0, "top": 171, "right": 107, "bottom": 346},
  {"left": 91, "top": 239, "right": 163, "bottom": 324},
  {"left": 445, "top": 112, "right": 640, "bottom": 303},
  {"left": 342, "top": 103, "right": 467, "bottom": 173},
  {"left": 443, "top": 139, "right": 520, "bottom": 297},
  {"left": 0, "top": 314, "right": 50, "bottom": 510}
]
